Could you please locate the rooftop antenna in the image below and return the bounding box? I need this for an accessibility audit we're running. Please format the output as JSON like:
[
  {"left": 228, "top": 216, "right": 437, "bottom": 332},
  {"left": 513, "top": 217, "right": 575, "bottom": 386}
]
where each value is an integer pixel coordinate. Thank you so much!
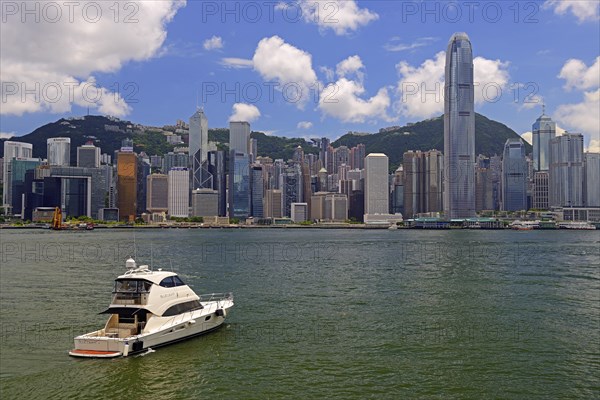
[{"left": 542, "top": 103, "right": 546, "bottom": 115}]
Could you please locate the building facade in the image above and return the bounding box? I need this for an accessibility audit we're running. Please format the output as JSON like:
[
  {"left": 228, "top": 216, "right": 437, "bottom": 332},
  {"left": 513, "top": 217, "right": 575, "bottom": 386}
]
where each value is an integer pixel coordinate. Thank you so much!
[
  {"left": 364, "top": 153, "right": 389, "bottom": 216},
  {"left": 549, "top": 133, "right": 584, "bottom": 208},
  {"left": 168, "top": 168, "right": 190, "bottom": 218},
  {"left": 502, "top": 139, "right": 527, "bottom": 211}
]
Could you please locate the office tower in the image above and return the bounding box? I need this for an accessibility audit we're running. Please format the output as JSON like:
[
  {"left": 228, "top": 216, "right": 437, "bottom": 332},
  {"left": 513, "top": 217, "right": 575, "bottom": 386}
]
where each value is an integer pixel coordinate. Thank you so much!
[
  {"left": 189, "top": 108, "right": 209, "bottom": 189},
  {"left": 549, "top": 133, "right": 584, "bottom": 207},
  {"left": 584, "top": 153, "right": 600, "bottom": 207},
  {"left": 121, "top": 138, "right": 134, "bottom": 149},
  {"left": 8, "top": 158, "right": 42, "bottom": 215},
  {"left": 116, "top": 151, "right": 138, "bottom": 221},
  {"left": 364, "top": 153, "right": 389, "bottom": 216},
  {"left": 334, "top": 146, "right": 350, "bottom": 172},
  {"left": 77, "top": 143, "right": 100, "bottom": 168},
  {"left": 100, "top": 153, "right": 112, "bottom": 165},
  {"left": 290, "top": 203, "right": 308, "bottom": 222},
  {"left": 444, "top": 32, "right": 476, "bottom": 218},
  {"left": 146, "top": 174, "right": 168, "bottom": 213},
  {"left": 264, "top": 189, "right": 283, "bottom": 219},
  {"left": 249, "top": 138, "right": 258, "bottom": 162},
  {"left": 2, "top": 141, "right": 34, "bottom": 211},
  {"left": 207, "top": 150, "right": 227, "bottom": 216},
  {"left": 272, "top": 159, "right": 285, "bottom": 190},
  {"left": 191, "top": 189, "right": 219, "bottom": 217},
  {"left": 137, "top": 158, "right": 151, "bottom": 216},
  {"left": 532, "top": 110, "right": 556, "bottom": 171},
  {"left": 326, "top": 146, "right": 335, "bottom": 173},
  {"left": 150, "top": 155, "right": 163, "bottom": 169},
  {"left": 490, "top": 155, "right": 502, "bottom": 210},
  {"left": 349, "top": 190, "right": 365, "bottom": 221},
  {"left": 532, "top": 171, "right": 549, "bottom": 210},
  {"left": 501, "top": 139, "right": 527, "bottom": 211},
  {"left": 47, "top": 137, "right": 71, "bottom": 166},
  {"left": 100, "top": 164, "right": 115, "bottom": 208},
  {"left": 403, "top": 151, "right": 423, "bottom": 218},
  {"left": 350, "top": 144, "right": 366, "bottom": 170},
  {"left": 424, "top": 150, "right": 444, "bottom": 213},
  {"left": 168, "top": 168, "right": 190, "bottom": 218},
  {"left": 282, "top": 164, "right": 302, "bottom": 217},
  {"left": 293, "top": 146, "right": 304, "bottom": 164},
  {"left": 319, "top": 137, "right": 330, "bottom": 169},
  {"left": 318, "top": 168, "right": 328, "bottom": 192},
  {"left": 310, "top": 192, "right": 348, "bottom": 222},
  {"left": 391, "top": 166, "right": 404, "bottom": 215},
  {"left": 229, "top": 151, "right": 251, "bottom": 219},
  {"left": 251, "top": 164, "right": 264, "bottom": 218},
  {"left": 229, "top": 121, "right": 251, "bottom": 154},
  {"left": 475, "top": 156, "right": 495, "bottom": 211},
  {"left": 163, "top": 152, "right": 188, "bottom": 174}
]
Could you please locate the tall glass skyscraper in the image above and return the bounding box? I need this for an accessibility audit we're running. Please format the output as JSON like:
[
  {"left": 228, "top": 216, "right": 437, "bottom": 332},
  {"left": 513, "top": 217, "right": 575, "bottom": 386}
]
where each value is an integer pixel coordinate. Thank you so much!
[
  {"left": 549, "top": 133, "right": 584, "bottom": 207},
  {"left": 189, "top": 108, "right": 209, "bottom": 189},
  {"left": 501, "top": 139, "right": 527, "bottom": 211},
  {"left": 47, "top": 137, "right": 71, "bottom": 166},
  {"left": 229, "top": 151, "right": 251, "bottom": 219},
  {"left": 532, "top": 111, "right": 556, "bottom": 171},
  {"left": 444, "top": 32, "right": 476, "bottom": 218}
]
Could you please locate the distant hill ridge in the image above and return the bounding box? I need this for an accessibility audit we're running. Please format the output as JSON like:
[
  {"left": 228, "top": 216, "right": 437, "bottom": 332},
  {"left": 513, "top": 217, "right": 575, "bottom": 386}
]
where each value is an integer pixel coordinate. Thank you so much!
[{"left": 0, "top": 114, "right": 529, "bottom": 169}]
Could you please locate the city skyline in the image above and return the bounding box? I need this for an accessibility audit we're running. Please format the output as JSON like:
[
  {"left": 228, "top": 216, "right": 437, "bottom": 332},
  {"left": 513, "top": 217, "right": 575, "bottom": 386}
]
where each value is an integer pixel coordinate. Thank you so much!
[{"left": 1, "top": 1, "right": 598, "bottom": 154}]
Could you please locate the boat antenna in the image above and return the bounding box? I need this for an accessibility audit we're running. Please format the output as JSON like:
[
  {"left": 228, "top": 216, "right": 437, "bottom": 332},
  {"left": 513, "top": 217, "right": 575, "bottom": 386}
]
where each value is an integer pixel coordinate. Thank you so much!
[
  {"left": 170, "top": 259, "right": 174, "bottom": 272},
  {"left": 150, "top": 242, "right": 153, "bottom": 270}
]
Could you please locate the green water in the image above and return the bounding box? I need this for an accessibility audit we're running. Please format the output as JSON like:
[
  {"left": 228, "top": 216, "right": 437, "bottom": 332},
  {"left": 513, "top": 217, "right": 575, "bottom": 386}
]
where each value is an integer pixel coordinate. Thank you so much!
[{"left": 1, "top": 229, "right": 599, "bottom": 399}]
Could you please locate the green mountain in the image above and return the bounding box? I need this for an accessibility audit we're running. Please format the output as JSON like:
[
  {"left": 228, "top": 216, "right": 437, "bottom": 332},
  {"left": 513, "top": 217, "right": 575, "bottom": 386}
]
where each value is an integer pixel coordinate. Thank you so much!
[
  {"left": 333, "top": 113, "right": 531, "bottom": 170},
  {"left": 1, "top": 114, "right": 528, "bottom": 169}
]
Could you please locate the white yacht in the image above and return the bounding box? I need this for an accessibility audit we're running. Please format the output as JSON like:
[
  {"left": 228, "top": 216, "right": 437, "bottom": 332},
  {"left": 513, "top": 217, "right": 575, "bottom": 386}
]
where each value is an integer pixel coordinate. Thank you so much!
[{"left": 69, "top": 258, "right": 233, "bottom": 358}]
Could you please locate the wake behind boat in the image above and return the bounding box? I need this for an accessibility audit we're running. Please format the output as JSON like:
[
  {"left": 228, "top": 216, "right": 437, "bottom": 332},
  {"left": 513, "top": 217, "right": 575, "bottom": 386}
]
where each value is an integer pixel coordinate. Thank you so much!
[{"left": 69, "top": 258, "right": 233, "bottom": 358}]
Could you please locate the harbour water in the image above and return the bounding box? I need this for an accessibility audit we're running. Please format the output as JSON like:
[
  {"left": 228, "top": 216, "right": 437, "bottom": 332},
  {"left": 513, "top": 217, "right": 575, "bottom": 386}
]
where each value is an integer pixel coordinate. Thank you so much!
[{"left": 0, "top": 229, "right": 598, "bottom": 399}]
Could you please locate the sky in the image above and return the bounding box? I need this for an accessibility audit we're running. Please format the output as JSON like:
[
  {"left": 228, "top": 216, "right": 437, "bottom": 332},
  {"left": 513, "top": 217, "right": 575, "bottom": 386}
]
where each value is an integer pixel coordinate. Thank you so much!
[{"left": 1, "top": 0, "right": 599, "bottom": 151}]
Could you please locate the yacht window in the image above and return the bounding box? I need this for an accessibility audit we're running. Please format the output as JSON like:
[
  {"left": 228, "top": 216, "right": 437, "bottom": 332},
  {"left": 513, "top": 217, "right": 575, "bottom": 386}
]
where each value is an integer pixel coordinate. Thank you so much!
[
  {"left": 162, "top": 300, "right": 203, "bottom": 316},
  {"left": 115, "top": 280, "right": 137, "bottom": 293},
  {"left": 159, "top": 277, "right": 175, "bottom": 288},
  {"left": 172, "top": 276, "right": 185, "bottom": 287}
]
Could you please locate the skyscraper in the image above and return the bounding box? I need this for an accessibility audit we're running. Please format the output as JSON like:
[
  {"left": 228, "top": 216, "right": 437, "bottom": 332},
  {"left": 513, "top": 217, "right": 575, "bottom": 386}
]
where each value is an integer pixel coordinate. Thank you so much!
[
  {"left": 47, "top": 137, "right": 71, "bottom": 166},
  {"left": 251, "top": 164, "right": 264, "bottom": 218},
  {"left": 146, "top": 174, "right": 168, "bottom": 213},
  {"left": 168, "top": 168, "right": 190, "bottom": 218},
  {"left": 116, "top": 151, "right": 137, "bottom": 221},
  {"left": 549, "top": 133, "right": 584, "bottom": 207},
  {"left": 229, "top": 121, "right": 251, "bottom": 154},
  {"left": 584, "top": 153, "right": 600, "bottom": 207},
  {"left": 189, "top": 108, "right": 209, "bottom": 189},
  {"left": 444, "top": 32, "right": 476, "bottom": 218},
  {"left": 229, "top": 151, "right": 251, "bottom": 219},
  {"left": 207, "top": 150, "right": 227, "bottom": 216},
  {"left": 77, "top": 143, "right": 100, "bottom": 168},
  {"left": 364, "top": 153, "right": 389, "bottom": 216},
  {"left": 2, "top": 141, "right": 33, "bottom": 209},
  {"left": 501, "top": 139, "right": 527, "bottom": 211},
  {"left": 532, "top": 111, "right": 556, "bottom": 171}
]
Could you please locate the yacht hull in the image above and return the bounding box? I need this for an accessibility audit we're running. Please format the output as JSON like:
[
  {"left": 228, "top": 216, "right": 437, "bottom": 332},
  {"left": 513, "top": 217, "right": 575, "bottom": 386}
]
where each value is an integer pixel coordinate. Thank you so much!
[{"left": 70, "top": 300, "right": 232, "bottom": 358}]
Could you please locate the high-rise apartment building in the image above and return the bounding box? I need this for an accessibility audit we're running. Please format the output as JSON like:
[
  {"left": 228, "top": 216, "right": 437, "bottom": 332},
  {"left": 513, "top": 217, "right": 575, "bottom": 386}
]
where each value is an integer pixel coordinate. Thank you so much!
[{"left": 364, "top": 153, "right": 389, "bottom": 217}]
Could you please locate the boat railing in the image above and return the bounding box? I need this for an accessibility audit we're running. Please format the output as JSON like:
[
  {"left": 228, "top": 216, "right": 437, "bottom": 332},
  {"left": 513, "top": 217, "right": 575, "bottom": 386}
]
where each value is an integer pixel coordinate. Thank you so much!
[{"left": 198, "top": 292, "right": 233, "bottom": 303}]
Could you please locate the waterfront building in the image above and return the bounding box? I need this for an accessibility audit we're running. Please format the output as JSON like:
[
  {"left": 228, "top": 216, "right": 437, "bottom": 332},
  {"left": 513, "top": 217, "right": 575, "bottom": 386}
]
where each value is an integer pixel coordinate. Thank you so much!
[
  {"left": 192, "top": 188, "right": 219, "bottom": 217},
  {"left": 77, "top": 143, "right": 100, "bottom": 168},
  {"left": 47, "top": 137, "right": 71, "bottom": 166},
  {"left": 229, "top": 151, "right": 251, "bottom": 219},
  {"left": 501, "top": 139, "right": 527, "bottom": 211},
  {"left": 168, "top": 168, "right": 190, "bottom": 218},
  {"left": 549, "top": 133, "right": 584, "bottom": 207},
  {"left": 251, "top": 164, "right": 265, "bottom": 218},
  {"left": 3, "top": 141, "right": 33, "bottom": 210},
  {"left": 584, "top": 152, "right": 600, "bottom": 207},
  {"left": 290, "top": 202, "right": 308, "bottom": 223},
  {"left": 532, "top": 111, "right": 556, "bottom": 171},
  {"left": 189, "top": 108, "right": 209, "bottom": 189},
  {"left": 116, "top": 151, "right": 137, "bottom": 221},
  {"left": 264, "top": 189, "right": 283, "bottom": 219},
  {"left": 208, "top": 150, "right": 227, "bottom": 216},
  {"left": 146, "top": 174, "right": 168, "bottom": 213},
  {"left": 533, "top": 171, "right": 549, "bottom": 210},
  {"left": 364, "top": 153, "right": 389, "bottom": 219},
  {"left": 444, "top": 32, "right": 476, "bottom": 218},
  {"left": 229, "top": 121, "right": 251, "bottom": 154}
]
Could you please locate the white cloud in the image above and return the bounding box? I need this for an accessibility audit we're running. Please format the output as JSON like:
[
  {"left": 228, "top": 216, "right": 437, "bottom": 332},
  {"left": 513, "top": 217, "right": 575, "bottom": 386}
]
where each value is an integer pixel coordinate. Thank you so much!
[
  {"left": 252, "top": 36, "right": 318, "bottom": 108},
  {"left": 558, "top": 57, "right": 600, "bottom": 90},
  {"left": 220, "top": 58, "right": 254, "bottom": 69},
  {"left": 319, "top": 78, "right": 391, "bottom": 123},
  {"left": 521, "top": 131, "right": 533, "bottom": 145},
  {"left": 297, "top": 121, "right": 313, "bottom": 129},
  {"left": 203, "top": 35, "right": 223, "bottom": 50},
  {"left": 394, "top": 51, "right": 510, "bottom": 119},
  {"left": 319, "top": 66, "right": 335, "bottom": 82},
  {"left": 0, "top": 132, "right": 15, "bottom": 139},
  {"left": 554, "top": 88, "right": 600, "bottom": 138},
  {"left": 229, "top": 103, "right": 261, "bottom": 122},
  {"left": 384, "top": 37, "right": 437, "bottom": 52},
  {"left": 292, "top": 0, "right": 378, "bottom": 35},
  {"left": 587, "top": 139, "right": 600, "bottom": 153},
  {"left": 520, "top": 95, "right": 544, "bottom": 110},
  {"left": 335, "top": 55, "right": 364, "bottom": 82},
  {"left": 544, "top": 0, "right": 600, "bottom": 22},
  {"left": 0, "top": 0, "right": 185, "bottom": 116}
]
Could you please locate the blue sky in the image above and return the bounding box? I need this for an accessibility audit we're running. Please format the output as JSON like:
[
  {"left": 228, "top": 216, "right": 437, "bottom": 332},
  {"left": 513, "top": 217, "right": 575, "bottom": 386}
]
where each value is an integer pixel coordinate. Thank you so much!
[{"left": 1, "top": 1, "right": 599, "bottom": 150}]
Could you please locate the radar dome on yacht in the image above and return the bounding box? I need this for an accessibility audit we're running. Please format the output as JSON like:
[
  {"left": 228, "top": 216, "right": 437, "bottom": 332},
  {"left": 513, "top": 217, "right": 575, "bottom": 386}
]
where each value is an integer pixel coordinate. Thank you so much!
[{"left": 126, "top": 258, "right": 136, "bottom": 270}]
